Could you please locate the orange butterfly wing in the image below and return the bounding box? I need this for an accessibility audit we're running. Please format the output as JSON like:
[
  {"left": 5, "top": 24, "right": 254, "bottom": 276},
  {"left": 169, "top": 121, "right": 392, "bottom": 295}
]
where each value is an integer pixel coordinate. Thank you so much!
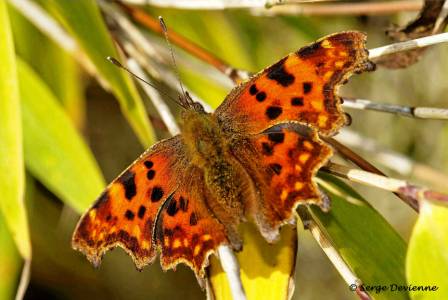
[
  {"left": 231, "top": 125, "right": 332, "bottom": 241},
  {"left": 154, "top": 167, "right": 228, "bottom": 277},
  {"left": 72, "top": 136, "right": 186, "bottom": 269},
  {"left": 72, "top": 136, "right": 228, "bottom": 276},
  {"left": 216, "top": 31, "right": 374, "bottom": 136},
  {"left": 215, "top": 31, "right": 373, "bottom": 241}
]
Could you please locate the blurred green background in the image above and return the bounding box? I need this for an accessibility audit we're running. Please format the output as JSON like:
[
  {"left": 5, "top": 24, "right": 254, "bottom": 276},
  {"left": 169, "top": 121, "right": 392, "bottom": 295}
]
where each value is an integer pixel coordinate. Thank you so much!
[{"left": 1, "top": 1, "right": 448, "bottom": 299}]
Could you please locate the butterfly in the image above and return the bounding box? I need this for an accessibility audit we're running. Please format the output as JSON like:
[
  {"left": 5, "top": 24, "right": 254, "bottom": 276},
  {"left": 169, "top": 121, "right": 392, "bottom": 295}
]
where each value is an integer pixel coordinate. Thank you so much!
[{"left": 72, "top": 31, "right": 374, "bottom": 278}]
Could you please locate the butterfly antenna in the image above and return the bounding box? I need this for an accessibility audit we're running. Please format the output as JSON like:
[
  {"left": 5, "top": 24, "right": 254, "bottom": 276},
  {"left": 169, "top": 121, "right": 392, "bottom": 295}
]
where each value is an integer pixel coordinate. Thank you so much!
[
  {"left": 107, "top": 56, "right": 185, "bottom": 108},
  {"left": 158, "top": 16, "right": 192, "bottom": 107}
]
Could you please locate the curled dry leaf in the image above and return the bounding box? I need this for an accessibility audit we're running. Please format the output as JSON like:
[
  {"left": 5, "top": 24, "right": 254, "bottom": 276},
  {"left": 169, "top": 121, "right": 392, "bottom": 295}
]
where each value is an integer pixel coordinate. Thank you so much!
[{"left": 377, "top": 0, "right": 448, "bottom": 68}]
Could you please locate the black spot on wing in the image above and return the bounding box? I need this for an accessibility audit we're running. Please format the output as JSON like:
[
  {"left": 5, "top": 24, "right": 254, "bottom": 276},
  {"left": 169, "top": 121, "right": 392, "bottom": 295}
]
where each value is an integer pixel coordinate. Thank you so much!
[
  {"left": 125, "top": 210, "right": 135, "bottom": 220},
  {"left": 256, "top": 91, "right": 267, "bottom": 102},
  {"left": 268, "top": 132, "right": 285, "bottom": 144},
  {"left": 291, "top": 97, "right": 304, "bottom": 106},
  {"left": 119, "top": 170, "right": 137, "bottom": 201},
  {"left": 249, "top": 84, "right": 258, "bottom": 95},
  {"left": 151, "top": 186, "right": 164, "bottom": 202},
  {"left": 262, "top": 142, "right": 274, "bottom": 156},
  {"left": 137, "top": 205, "right": 146, "bottom": 219},
  {"left": 303, "top": 82, "right": 313, "bottom": 94},
  {"left": 167, "top": 199, "right": 179, "bottom": 217},
  {"left": 297, "top": 41, "right": 322, "bottom": 58},
  {"left": 144, "top": 160, "right": 154, "bottom": 168},
  {"left": 267, "top": 58, "right": 295, "bottom": 87},
  {"left": 265, "top": 106, "right": 283, "bottom": 120},
  {"left": 146, "top": 170, "right": 155, "bottom": 180}
]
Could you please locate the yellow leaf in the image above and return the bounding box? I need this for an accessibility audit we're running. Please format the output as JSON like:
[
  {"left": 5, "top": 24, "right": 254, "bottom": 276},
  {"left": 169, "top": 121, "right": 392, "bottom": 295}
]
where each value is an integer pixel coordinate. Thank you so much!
[{"left": 209, "top": 223, "right": 296, "bottom": 300}]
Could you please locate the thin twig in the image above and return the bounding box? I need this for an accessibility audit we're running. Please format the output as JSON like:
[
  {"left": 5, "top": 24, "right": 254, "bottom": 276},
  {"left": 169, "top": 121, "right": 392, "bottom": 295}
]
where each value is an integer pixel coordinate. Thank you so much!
[
  {"left": 100, "top": 0, "right": 163, "bottom": 64},
  {"left": 126, "top": 59, "right": 181, "bottom": 135},
  {"left": 336, "top": 129, "right": 448, "bottom": 191},
  {"left": 116, "top": 2, "right": 249, "bottom": 82},
  {"left": 323, "top": 137, "right": 419, "bottom": 211},
  {"left": 119, "top": 0, "right": 267, "bottom": 9},
  {"left": 433, "top": 0, "right": 448, "bottom": 33},
  {"left": 369, "top": 32, "right": 448, "bottom": 60},
  {"left": 322, "top": 162, "right": 448, "bottom": 206},
  {"left": 119, "top": 0, "right": 420, "bottom": 16},
  {"left": 217, "top": 246, "right": 247, "bottom": 300},
  {"left": 15, "top": 259, "right": 31, "bottom": 300},
  {"left": 296, "top": 207, "right": 371, "bottom": 300},
  {"left": 342, "top": 98, "right": 448, "bottom": 120},
  {"left": 102, "top": 1, "right": 214, "bottom": 110},
  {"left": 263, "top": 0, "right": 421, "bottom": 16},
  {"left": 103, "top": 0, "right": 234, "bottom": 94}
]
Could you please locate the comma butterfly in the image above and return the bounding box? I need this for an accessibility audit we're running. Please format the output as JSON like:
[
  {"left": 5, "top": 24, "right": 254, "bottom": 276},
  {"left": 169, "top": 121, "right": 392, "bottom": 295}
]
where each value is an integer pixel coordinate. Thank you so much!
[{"left": 72, "top": 32, "right": 374, "bottom": 277}]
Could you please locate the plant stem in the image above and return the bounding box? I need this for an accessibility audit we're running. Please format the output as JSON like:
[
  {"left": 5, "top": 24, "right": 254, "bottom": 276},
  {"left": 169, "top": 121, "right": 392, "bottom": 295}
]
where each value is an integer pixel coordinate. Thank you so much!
[
  {"left": 322, "top": 162, "right": 448, "bottom": 206},
  {"left": 119, "top": 0, "right": 421, "bottom": 16},
  {"left": 15, "top": 259, "right": 31, "bottom": 300},
  {"left": 343, "top": 98, "right": 448, "bottom": 120},
  {"left": 116, "top": 2, "right": 247, "bottom": 81},
  {"left": 265, "top": 0, "right": 421, "bottom": 16},
  {"left": 297, "top": 207, "right": 371, "bottom": 300},
  {"left": 369, "top": 32, "right": 448, "bottom": 60},
  {"left": 323, "top": 137, "right": 419, "bottom": 211},
  {"left": 336, "top": 129, "right": 448, "bottom": 191}
]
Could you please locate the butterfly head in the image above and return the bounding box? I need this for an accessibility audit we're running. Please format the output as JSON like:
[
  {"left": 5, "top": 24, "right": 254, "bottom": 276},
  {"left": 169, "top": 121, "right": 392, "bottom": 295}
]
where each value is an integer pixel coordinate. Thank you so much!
[{"left": 179, "top": 91, "right": 206, "bottom": 114}]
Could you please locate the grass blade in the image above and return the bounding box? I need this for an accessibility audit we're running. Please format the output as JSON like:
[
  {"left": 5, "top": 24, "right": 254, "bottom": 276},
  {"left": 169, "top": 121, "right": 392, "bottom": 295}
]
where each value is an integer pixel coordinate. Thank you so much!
[
  {"left": 312, "top": 173, "right": 408, "bottom": 300},
  {"left": 18, "top": 59, "right": 105, "bottom": 213},
  {"left": 48, "top": 0, "right": 155, "bottom": 147},
  {"left": 9, "top": 3, "right": 85, "bottom": 128},
  {"left": 0, "top": 0, "right": 31, "bottom": 260}
]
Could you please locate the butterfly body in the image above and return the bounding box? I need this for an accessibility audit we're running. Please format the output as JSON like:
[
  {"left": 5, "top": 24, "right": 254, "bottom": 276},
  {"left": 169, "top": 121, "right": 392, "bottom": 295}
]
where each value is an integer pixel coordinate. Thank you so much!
[
  {"left": 180, "top": 108, "right": 248, "bottom": 247},
  {"left": 73, "top": 31, "right": 374, "bottom": 277}
]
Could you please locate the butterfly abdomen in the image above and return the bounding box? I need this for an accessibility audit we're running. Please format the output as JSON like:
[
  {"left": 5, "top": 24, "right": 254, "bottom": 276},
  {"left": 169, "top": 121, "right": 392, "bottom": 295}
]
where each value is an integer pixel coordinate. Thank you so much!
[{"left": 181, "top": 109, "right": 251, "bottom": 247}]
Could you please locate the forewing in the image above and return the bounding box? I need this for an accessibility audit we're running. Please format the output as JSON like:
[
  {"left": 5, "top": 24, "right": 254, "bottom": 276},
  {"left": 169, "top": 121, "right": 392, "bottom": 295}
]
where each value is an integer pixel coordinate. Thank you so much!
[
  {"left": 155, "top": 167, "right": 228, "bottom": 277},
  {"left": 72, "top": 135, "right": 187, "bottom": 269},
  {"left": 216, "top": 31, "right": 374, "bottom": 136}
]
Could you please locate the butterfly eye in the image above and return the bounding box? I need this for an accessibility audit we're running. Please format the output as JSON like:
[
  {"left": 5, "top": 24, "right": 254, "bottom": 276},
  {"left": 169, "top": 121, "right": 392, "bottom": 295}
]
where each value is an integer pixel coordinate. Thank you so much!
[{"left": 192, "top": 102, "right": 205, "bottom": 113}]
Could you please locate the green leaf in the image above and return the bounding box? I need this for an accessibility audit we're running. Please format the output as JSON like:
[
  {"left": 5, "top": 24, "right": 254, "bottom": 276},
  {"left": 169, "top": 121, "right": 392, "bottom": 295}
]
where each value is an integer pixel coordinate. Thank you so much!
[
  {"left": 0, "top": 217, "right": 21, "bottom": 300},
  {"left": 312, "top": 173, "right": 408, "bottom": 300},
  {"left": 18, "top": 59, "right": 105, "bottom": 213},
  {"left": 0, "top": 0, "right": 31, "bottom": 259},
  {"left": 9, "top": 2, "right": 85, "bottom": 128},
  {"left": 48, "top": 0, "right": 155, "bottom": 147},
  {"left": 406, "top": 201, "right": 448, "bottom": 300}
]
